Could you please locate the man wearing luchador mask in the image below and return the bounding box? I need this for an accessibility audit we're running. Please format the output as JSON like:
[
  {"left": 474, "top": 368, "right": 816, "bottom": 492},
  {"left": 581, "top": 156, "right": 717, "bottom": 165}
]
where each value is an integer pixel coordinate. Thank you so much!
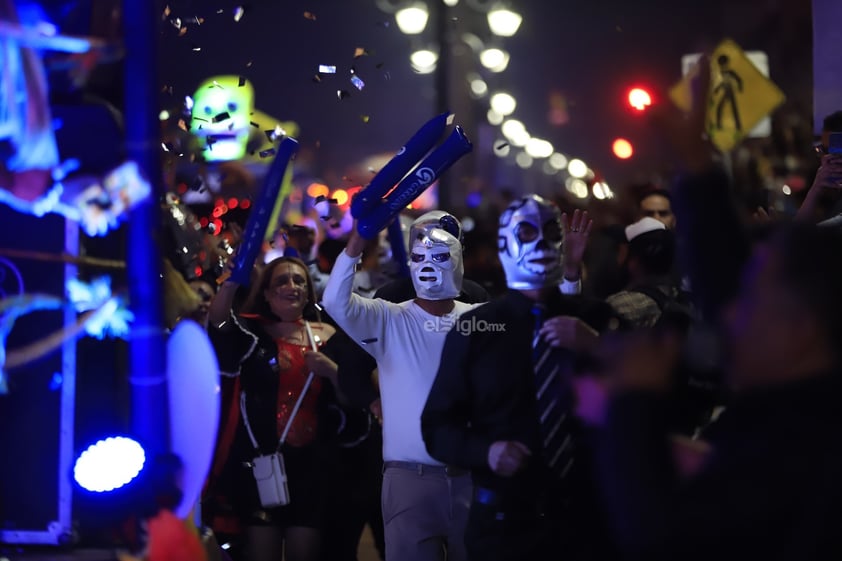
[
  {"left": 322, "top": 210, "right": 479, "bottom": 561},
  {"left": 423, "top": 195, "right": 621, "bottom": 561}
]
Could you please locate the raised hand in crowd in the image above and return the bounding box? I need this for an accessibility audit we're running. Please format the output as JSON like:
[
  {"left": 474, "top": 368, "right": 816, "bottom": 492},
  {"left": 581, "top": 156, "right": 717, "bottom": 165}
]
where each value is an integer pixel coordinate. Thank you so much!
[
  {"left": 795, "top": 153, "right": 842, "bottom": 222},
  {"left": 560, "top": 209, "right": 592, "bottom": 281}
]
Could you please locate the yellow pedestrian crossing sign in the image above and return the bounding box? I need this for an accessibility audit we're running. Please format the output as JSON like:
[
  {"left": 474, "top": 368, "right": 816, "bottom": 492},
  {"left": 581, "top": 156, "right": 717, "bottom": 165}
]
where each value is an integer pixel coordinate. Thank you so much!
[{"left": 669, "top": 39, "right": 786, "bottom": 152}]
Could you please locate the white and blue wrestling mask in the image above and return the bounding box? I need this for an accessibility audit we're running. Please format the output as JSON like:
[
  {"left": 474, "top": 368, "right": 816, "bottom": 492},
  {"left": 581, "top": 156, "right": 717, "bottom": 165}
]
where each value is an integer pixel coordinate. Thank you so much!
[
  {"left": 409, "top": 213, "right": 464, "bottom": 301},
  {"left": 498, "top": 194, "right": 563, "bottom": 290}
]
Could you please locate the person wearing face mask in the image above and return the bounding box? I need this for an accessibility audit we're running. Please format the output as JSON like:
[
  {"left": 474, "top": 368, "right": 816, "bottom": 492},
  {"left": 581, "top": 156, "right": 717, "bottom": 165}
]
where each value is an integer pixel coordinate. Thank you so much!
[
  {"left": 321, "top": 214, "right": 479, "bottom": 561},
  {"left": 421, "top": 195, "right": 620, "bottom": 561}
]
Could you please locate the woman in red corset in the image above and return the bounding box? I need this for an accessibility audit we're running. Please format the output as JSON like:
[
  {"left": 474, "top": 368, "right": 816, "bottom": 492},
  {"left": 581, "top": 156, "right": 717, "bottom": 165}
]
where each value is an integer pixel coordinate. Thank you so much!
[{"left": 204, "top": 256, "right": 345, "bottom": 561}]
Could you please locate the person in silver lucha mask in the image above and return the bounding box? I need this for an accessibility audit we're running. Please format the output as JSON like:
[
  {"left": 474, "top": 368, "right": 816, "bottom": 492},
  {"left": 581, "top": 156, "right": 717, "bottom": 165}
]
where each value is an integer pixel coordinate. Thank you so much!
[
  {"left": 423, "top": 195, "right": 622, "bottom": 561},
  {"left": 322, "top": 211, "right": 481, "bottom": 561}
]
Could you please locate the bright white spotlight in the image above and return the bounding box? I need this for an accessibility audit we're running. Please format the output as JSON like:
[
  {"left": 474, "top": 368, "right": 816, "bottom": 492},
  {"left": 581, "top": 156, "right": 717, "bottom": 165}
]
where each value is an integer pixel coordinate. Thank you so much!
[
  {"left": 443, "top": 0, "right": 459, "bottom": 6},
  {"left": 479, "top": 48, "right": 510, "bottom": 72},
  {"left": 410, "top": 49, "right": 438, "bottom": 73},
  {"left": 515, "top": 152, "right": 533, "bottom": 169},
  {"left": 487, "top": 6, "right": 522, "bottom": 37},
  {"left": 490, "top": 92, "right": 517, "bottom": 116},
  {"left": 567, "top": 158, "right": 588, "bottom": 178},
  {"left": 549, "top": 152, "right": 568, "bottom": 170},
  {"left": 73, "top": 436, "right": 146, "bottom": 493},
  {"left": 395, "top": 3, "right": 429, "bottom": 34},
  {"left": 525, "top": 137, "right": 553, "bottom": 158}
]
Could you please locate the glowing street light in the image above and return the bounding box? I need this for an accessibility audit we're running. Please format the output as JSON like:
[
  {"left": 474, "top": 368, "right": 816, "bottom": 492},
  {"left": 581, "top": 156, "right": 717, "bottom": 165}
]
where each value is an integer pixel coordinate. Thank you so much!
[
  {"left": 549, "top": 152, "right": 568, "bottom": 170},
  {"left": 490, "top": 91, "right": 517, "bottom": 116},
  {"left": 525, "top": 137, "right": 553, "bottom": 158},
  {"left": 487, "top": 6, "right": 522, "bottom": 37},
  {"left": 410, "top": 48, "right": 438, "bottom": 73},
  {"left": 567, "top": 158, "right": 588, "bottom": 178},
  {"left": 479, "top": 47, "right": 510, "bottom": 72},
  {"left": 395, "top": 3, "right": 429, "bottom": 34}
]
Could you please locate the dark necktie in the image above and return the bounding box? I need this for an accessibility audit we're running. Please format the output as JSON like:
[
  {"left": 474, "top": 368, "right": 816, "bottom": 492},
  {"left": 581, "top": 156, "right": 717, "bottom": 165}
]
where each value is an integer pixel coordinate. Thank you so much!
[{"left": 532, "top": 304, "right": 575, "bottom": 480}]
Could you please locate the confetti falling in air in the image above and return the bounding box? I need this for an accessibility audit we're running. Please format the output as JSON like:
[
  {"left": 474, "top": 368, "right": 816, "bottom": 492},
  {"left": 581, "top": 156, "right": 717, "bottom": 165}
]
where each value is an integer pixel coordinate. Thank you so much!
[
  {"left": 246, "top": 61, "right": 253, "bottom": 67},
  {"left": 360, "top": 115, "right": 370, "bottom": 123},
  {"left": 213, "top": 112, "right": 231, "bottom": 123},
  {"left": 319, "top": 65, "right": 337, "bottom": 74},
  {"left": 350, "top": 75, "right": 365, "bottom": 91},
  {"left": 233, "top": 6, "right": 245, "bottom": 21},
  {"left": 376, "top": 21, "right": 390, "bottom": 28},
  {"left": 259, "top": 149, "right": 276, "bottom": 158},
  {"left": 303, "top": 11, "right": 316, "bottom": 20},
  {"left": 250, "top": 121, "right": 259, "bottom": 128},
  {"left": 495, "top": 141, "right": 509, "bottom": 151},
  {"left": 191, "top": 44, "right": 201, "bottom": 51},
  {"left": 337, "top": 90, "right": 350, "bottom": 100},
  {"left": 177, "top": 119, "right": 188, "bottom": 131},
  {"left": 312, "top": 74, "right": 322, "bottom": 83},
  {"left": 238, "top": 76, "right": 246, "bottom": 87},
  {"left": 354, "top": 47, "right": 368, "bottom": 58},
  {"left": 163, "top": 5, "right": 171, "bottom": 18}
]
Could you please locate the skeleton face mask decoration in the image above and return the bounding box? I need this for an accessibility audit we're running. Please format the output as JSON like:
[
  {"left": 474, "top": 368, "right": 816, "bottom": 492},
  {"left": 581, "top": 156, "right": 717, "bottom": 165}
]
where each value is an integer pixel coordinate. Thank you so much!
[
  {"left": 498, "top": 195, "right": 563, "bottom": 290},
  {"left": 409, "top": 225, "right": 463, "bottom": 301}
]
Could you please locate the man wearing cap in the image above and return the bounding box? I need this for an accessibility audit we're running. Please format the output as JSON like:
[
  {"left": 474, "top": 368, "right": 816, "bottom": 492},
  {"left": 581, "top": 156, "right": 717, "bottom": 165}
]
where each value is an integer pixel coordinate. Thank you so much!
[
  {"left": 322, "top": 211, "right": 479, "bottom": 561},
  {"left": 606, "top": 217, "right": 684, "bottom": 330}
]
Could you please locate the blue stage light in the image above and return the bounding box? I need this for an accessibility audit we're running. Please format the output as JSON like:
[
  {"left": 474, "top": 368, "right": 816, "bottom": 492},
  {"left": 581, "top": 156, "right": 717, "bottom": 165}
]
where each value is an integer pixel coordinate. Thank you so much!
[{"left": 73, "top": 436, "right": 146, "bottom": 493}]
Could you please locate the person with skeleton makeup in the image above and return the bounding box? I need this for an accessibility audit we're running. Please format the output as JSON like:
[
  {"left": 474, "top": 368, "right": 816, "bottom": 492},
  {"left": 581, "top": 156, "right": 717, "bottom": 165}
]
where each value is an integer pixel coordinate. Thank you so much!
[
  {"left": 422, "top": 195, "right": 621, "bottom": 561},
  {"left": 322, "top": 211, "right": 480, "bottom": 561}
]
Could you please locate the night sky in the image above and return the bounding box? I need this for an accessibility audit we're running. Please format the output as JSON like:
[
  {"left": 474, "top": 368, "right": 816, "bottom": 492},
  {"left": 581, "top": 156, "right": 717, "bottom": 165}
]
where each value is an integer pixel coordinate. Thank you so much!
[{"left": 157, "top": 0, "right": 813, "bottom": 199}]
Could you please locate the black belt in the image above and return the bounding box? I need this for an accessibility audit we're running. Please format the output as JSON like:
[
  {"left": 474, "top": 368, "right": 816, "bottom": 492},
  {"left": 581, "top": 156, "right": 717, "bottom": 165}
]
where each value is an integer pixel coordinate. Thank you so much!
[{"left": 382, "top": 460, "right": 469, "bottom": 477}]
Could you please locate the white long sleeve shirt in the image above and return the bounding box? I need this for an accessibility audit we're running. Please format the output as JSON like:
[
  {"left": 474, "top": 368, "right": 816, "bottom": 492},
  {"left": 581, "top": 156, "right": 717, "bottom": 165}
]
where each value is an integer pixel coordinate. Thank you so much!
[{"left": 322, "top": 250, "right": 480, "bottom": 464}]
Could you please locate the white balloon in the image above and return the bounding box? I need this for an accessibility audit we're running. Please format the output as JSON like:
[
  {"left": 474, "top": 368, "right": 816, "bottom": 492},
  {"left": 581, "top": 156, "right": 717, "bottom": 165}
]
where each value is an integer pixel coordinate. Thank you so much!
[{"left": 167, "top": 320, "right": 220, "bottom": 519}]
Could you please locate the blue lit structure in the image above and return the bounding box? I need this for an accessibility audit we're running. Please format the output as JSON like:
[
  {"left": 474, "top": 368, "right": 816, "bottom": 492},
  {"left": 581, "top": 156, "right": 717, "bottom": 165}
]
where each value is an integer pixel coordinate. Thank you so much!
[{"left": 122, "top": 0, "right": 169, "bottom": 460}]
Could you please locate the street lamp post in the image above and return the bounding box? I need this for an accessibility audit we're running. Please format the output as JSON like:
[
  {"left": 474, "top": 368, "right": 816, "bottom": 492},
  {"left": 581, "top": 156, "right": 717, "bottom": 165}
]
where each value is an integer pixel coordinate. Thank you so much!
[
  {"left": 383, "top": 0, "right": 524, "bottom": 211},
  {"left": 433, "top": 0, "right": 453, "bottom": 211}
]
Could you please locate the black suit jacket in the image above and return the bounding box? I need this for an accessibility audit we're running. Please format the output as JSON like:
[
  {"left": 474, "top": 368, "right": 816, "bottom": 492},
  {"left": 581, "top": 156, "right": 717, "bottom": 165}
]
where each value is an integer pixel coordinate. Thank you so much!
[{"left": 421, "top": 288, "right": 618, "bottom": 498}]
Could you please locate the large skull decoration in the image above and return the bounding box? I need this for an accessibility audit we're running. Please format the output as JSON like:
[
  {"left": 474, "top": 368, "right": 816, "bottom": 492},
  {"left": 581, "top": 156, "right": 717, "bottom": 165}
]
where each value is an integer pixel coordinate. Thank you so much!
[{"left": 498, "top": 194, "right": 563, "bottom": 290}]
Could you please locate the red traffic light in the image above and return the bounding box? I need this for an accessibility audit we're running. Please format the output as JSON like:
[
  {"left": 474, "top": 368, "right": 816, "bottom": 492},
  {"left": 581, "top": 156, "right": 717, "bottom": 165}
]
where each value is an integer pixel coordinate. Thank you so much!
[
  {"left": 627, "top": 88, "right": 652, "bottom": 111},
  {"left": 612, "top": 138, "right": 633, "bottom": 159}
]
